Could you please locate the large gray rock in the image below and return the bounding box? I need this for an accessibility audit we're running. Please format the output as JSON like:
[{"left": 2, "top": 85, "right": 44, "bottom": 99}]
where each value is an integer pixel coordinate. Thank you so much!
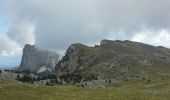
[{"left": 19, "top": 44, "right": 59, "bottom": 72}]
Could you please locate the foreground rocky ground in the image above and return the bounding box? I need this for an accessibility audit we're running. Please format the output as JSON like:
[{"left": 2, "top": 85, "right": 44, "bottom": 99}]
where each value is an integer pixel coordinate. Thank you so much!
[
  {"left": 1, "top": 68, "right": 170, "bottom": 100},
  {"left": 0, "top": 69, "right": 120, "bottom": 88},
  {"left": 0, "top": 69, "right": 18, "bottom": 82}
]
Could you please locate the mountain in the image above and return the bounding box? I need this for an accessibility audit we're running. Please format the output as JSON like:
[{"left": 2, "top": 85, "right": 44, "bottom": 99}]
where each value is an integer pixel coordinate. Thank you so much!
[
  {"left": 19, "top": 44, "right": 59, "bottom": 73},
  {"left": 56, "top": 39, "right": 170, "bottom": 82}
]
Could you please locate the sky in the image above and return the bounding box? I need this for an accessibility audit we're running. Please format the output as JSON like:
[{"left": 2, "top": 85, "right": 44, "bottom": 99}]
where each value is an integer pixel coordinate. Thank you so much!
[{"left": 0, "top": 0, "right": 170, "bottom": 67}]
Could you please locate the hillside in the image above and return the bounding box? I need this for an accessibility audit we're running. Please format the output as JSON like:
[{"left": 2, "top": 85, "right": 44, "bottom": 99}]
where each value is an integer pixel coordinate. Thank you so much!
[
  {"left": 1, "top": 40, "right": 170, "bottom": 100},
  {"left": 56, "top": 40, "right": 170, "bottom": 84}
]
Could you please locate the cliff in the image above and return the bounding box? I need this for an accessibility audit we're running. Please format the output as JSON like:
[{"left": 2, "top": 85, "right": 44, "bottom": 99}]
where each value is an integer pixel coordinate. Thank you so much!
[{"left": 19, "top": 44, "right": 59, "bottom": 72}]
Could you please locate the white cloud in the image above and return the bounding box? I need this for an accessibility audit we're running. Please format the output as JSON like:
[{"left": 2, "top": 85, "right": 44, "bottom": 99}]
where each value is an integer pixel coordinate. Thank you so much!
[
  {"left": 7, "top": 21, "right": 36, "bottom": 46},
  {"left": 131, "top": 30, "right": 170, "bottom": 48},
  {"left": 153, "top": 30, "right": 170, "bottom": 47},
  {"left": 0, "top": 32, "right": 21, "bottom": 56},
  {"left": 132, "top": 31, "right": 148, "bottom": 42},
  {"left": 1, "top": 0, "right": 170, "bottom": 55},
  {"left": 0, "top": 20, "right": 35, "bottom": 56}
]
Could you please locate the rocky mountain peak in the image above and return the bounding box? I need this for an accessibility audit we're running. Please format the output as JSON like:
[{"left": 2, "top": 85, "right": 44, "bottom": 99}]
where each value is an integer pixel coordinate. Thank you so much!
[
  {"left": 56, "top": 43, "right": 97, "bottom": 75},
  {"left": 23, "top": 44, "right": 35, "bottom": 51},
  {"left": 100, "top": 39, "right": 132, "bottom": 46},
  {"left": 19, "top": 44, "right": 59, "bottom": 72}
]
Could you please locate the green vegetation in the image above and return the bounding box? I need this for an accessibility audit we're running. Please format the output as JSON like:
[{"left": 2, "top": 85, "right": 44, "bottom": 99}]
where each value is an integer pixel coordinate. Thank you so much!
[
  {"left": 0, "top": 80, "right": 170, "bottom": 100},
  {"left": 2, "top": 40, "right": 170, "bottom": 100}
]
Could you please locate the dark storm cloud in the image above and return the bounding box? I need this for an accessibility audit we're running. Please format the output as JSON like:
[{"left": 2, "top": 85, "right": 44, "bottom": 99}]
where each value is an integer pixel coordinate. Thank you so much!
[{"left": 2, "top": 0, "right": 170, "bottom": 55}]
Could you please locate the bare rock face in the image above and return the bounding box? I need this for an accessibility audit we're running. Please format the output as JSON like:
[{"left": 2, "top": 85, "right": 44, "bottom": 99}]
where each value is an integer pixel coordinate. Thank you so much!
[
  {"left": 56, "top": 43, "right": 97, "bottom": 75},
  {"left": 19, "top": 44, "right": 59, "bottom": 72}
]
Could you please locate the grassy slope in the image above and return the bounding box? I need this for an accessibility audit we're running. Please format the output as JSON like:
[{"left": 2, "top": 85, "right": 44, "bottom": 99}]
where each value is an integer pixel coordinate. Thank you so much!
[
  {"left": 75, "top": 42, "right": 170, "bottom": 81},
  {"left": 0, "top": 80, "right": 170, "bottom": 100}
]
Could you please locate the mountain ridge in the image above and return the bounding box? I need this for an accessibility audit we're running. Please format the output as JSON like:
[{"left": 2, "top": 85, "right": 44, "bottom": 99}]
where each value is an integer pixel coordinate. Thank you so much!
[{"left": 56, "top": 39, "right": 170, "bottom": 83}]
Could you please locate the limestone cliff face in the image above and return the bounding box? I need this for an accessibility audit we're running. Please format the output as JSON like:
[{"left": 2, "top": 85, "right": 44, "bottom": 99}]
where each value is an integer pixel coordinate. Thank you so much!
[
  {"left": 19, "top": 44, "right": 59, "bottom": 72},
  {"left": 56, "top": 43, "right": 97, "bottom": 75}
]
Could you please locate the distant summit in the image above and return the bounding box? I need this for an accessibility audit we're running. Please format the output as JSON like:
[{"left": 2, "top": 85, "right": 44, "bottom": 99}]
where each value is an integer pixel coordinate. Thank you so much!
[{"left": 19, "top": 44, "right": 59, "bottom": 73}]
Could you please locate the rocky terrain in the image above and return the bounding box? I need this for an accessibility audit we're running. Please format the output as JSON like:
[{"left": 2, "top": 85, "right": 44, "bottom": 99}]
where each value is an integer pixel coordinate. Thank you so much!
[
  {"left": 0, "top": 69, "right": 18, "bottom": 82},
  {"left": 19, "top": 44, "right": 59, "bottom": 73},
  {"left": 5, "top": 39, "right": 170, "bottom": 87},
  {"left": 56, "top": 39, "right": 170, "bottom": 85}
]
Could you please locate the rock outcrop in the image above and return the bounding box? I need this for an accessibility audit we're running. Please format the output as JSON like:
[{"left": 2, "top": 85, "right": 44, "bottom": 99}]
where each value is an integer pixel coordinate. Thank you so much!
[
  {"left": 56, "top": 39, "right": 170, "bottom": 81},
  {"left": 56, "top": 43, "right": 97, "bottom": 75},
  {"left": 19, "top": 44, "right": 59, "bottom": 72}
]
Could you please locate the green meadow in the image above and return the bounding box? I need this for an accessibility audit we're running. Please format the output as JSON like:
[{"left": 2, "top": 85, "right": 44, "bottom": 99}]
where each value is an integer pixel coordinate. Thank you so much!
[{"left": 0, "top": 80, "right": 170, "bottom": 100}]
